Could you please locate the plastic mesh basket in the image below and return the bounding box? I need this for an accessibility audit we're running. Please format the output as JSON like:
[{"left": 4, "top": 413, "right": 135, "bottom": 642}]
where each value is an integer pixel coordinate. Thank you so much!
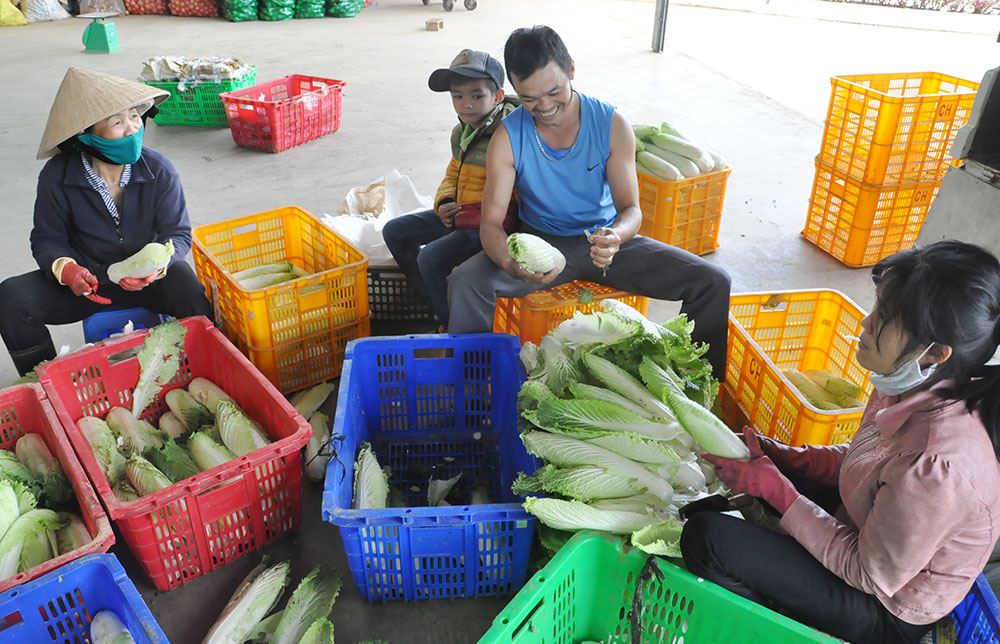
[
  {"left": 477, "top": 532, "right": 841, "bottom": 643},
  {"left": 0, "top": 554, "right": 167, "bottom": 643},
  {"left": 321, "top": 334, "right": 538, "bottom": 601},
  {"left": 721, "top": 290, "right": 871, "bottom": 447},
  {"left": 38, "top": 317, "right": 311, "bottom": 591}
]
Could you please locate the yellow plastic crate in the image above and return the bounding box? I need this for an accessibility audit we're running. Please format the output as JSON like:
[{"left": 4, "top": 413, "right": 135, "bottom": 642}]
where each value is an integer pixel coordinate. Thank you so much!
[
  {"left": 192, "top": 206, "right": 369, "bottom": 393},
  {"left": 494, "top": 281, "right": 648, "bottom": 345},
  {"left": 802, "top": 157, "right": 940, "bottom": 268},
  {"left": 721, "top": 290, "right": 872, "bottom": 447},
  {"left": 636, "top": 167, "right": 730, "bottom": 255},
  {"left": 819, "top": 72, "right": 978, "bottom": 184}
]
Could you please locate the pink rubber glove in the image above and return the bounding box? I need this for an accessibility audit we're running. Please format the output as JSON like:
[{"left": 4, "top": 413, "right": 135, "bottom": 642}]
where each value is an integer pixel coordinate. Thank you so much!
[
  {"left": 748, "top": 430, "right": 840, "bottom": 482},
  {"left": 118, "top": 274, "right": 157, "bottom": 292},
  {"left": 703, "top": 427, "right": 801, "bottom": 514}
]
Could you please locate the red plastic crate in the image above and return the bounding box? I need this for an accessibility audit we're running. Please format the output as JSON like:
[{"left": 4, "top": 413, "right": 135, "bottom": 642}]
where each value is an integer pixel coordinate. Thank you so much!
[
  {"left": 38, "top": 317, "right": 311, "bottom": 591},
  {"left": 220, "top": 75, "right": 345, "bottom": 152},
  {"left": 0, "top": 384, "right": 114, "bottom": 593}
]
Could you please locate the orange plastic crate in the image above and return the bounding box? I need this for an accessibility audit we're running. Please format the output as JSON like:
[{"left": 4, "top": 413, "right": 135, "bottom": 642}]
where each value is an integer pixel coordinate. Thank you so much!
[
  {"left": 802, "top": 157, "right": 940, "bottom": 268},
  {"left": 819, "top": 72, "right": 978, "bottom": 184},
  {"left": 192, "top": 206, "right": 370, "bottom": 393},
  {"left": 721, "top": 290, "right": 872, "bottom": 447},
  {"left": 0, "top": 384, "right": 114, "bottom": 593},
  {"left": 636, "top": 167, "right": 730, "bottom": 256},
  {"left": 38, "top": 317, "right": 311, "bottom": 591},
  {"left": 494, "top": 281, "right": 649, "bottom": 345}
]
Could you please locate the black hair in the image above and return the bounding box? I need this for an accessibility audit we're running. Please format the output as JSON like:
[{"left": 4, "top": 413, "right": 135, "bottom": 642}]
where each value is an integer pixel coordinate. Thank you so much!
[
  {"left": 871, "top": 240, "right": 1000, "bottom": 458},
  {"left": 503, "top": 25, "right": 572, "bottom": 83},
  {"left": 449, "top": 75, "right": 498, "bottom": 94}
]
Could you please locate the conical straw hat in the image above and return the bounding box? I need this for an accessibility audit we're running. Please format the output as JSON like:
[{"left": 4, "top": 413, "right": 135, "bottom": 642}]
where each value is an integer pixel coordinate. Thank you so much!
[{"left": 36, "top": 67, "right": 170, "bottom": 160}]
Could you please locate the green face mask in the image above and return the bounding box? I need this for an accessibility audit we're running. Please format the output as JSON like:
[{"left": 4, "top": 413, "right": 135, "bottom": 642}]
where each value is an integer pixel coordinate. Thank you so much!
[{"left": 77, "top": 126, "right": 144, "bottom": 165}]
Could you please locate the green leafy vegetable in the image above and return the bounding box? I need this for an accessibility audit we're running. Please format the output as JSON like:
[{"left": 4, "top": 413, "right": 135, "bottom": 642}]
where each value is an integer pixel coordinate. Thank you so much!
[
  {"left": 536, "top": 398, "right": 683, "bottom": 441},
  {"left": 189, "top": 432, "right": 237, "bottom": 472},
  {"left": 125, "top": 453, "right": 173, "bottom": 497},
  {"left": 188, "top": 377, "right": 236, "bottom": 416},
  {"left": 106, "top": 407, "right": 165, "bottom": 457},
  {"left": 202, "top": 559, "right": 290, "bottom": 644},
  {"left": 353, "top": 443, "right": 388, "bottom": 510},
  {"left": 78, "top": 416, "right": 126, "bottom": 483},
  {"left": 146, "top": 440, "right": 199, "bottom": 483},
  {"left": 0, "top": 509, "right": 64, "bottom": 578},
  {"left": 56, "top": 513, "right": 91, "bottom": 556},
  {"left": 15, "top": 434, "right": 71, "bottom": 507},
  {"left": 512, "top": 465, "right": 644, "bottom": 502},
  {"left": 131, "top": 320, "right": 187, "bottom": 417},
  {"left": 107, "top": 240, "right": 174, "bottom": 285},
  {"left": 90, "top": 609, "right": 137, "bottom": 644},
  {"left": 507, "top": 233, "right": 566, "bottom": 273},
  {"left": 298, "top": 618, "right": 335, "bottom": 644},
  {"left": 272, "top": 565, "right": 342, "bottom": 644},
  {"left": 521, "top": 432, "right": 673, "bottom": 502},
  {"left": 522, "top": 497, "right": 657, "bottom": 534},
  {"left": 0, "top": 450, "right": 41, "bottom": 499},
  {"left": 218, "top": 401, "right": 270, "bottom": 457},
  {"left": 631, "top": 519, "right": 685, "bottom": 557},
  {"left": 165, "top": 388, "right": 213, "bottom": 432},
  {"left": 0, "top": 481, "right": 18, "bottom": 539},
  {"left": 291, "top": 382, "right": 335, "bottom": 420}
]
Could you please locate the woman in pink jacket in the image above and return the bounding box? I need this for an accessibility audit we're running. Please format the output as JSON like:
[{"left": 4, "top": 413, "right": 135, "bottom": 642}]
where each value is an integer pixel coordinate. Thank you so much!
[{"left": 681, "top": 240, "right": 1000, "bottom": 644}]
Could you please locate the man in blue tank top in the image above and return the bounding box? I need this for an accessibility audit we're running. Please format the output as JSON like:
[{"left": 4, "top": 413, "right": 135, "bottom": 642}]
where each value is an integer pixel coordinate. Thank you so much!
[{"left": 447, "top": 26, "right": 732, "bottom": 380}]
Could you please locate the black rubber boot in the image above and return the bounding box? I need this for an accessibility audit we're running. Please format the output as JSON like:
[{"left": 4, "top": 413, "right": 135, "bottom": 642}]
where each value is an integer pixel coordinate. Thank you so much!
[{"left": 9, "top": 339, "right": 56, "bottom": 377}]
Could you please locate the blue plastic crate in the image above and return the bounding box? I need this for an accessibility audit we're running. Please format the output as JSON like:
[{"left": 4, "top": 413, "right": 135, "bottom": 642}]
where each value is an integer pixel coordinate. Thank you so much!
[
  {"left": 935, "top": 574, "right": 1000, "bottom": 644},
  {"left": 82, "top": 307, "right": 167, "bottom": 343},
  {"left": 321, "top": 333, "right": 539, "bottom": 601},
  {"left": 0, "top": 553, "right": 167, "bottom": 643}
]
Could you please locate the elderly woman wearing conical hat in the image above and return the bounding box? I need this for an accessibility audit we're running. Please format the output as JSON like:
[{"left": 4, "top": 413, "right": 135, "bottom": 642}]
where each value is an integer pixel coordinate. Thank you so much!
[{"left": 0, "top": 68, "right": 213, "bottom": 376}]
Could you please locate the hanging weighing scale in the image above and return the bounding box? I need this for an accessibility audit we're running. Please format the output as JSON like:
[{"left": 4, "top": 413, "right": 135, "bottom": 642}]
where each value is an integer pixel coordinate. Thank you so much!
[{"left": 78, "top": 12, "right": 121, "bottom": 54}]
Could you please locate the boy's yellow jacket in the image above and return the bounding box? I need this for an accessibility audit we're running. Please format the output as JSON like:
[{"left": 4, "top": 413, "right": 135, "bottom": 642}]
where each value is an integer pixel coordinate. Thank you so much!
[{"left": 435, "top": 96, "right": 521, "bottom": 211}]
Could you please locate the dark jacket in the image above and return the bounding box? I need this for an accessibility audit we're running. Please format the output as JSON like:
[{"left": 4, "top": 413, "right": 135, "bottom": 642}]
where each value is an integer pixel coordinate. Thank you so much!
[{"left": 30, "top": 147, "right": 192, "bottom": 285}]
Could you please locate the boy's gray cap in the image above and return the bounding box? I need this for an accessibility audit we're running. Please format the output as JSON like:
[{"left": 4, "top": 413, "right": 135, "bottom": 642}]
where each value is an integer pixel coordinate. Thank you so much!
[{"left": 428, "top": 49, "right": 505, "bottom": 92}]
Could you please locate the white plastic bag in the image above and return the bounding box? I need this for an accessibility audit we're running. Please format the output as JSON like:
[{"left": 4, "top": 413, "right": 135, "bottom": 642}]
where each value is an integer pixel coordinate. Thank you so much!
[{"left": 323, "top": 170, "right": 432, "bottom": 268}]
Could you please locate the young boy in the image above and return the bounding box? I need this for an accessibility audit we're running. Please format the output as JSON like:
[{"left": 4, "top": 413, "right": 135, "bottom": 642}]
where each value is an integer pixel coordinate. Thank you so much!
[{"left": 382, "top": 49, "right": 519, "bottom": 332}]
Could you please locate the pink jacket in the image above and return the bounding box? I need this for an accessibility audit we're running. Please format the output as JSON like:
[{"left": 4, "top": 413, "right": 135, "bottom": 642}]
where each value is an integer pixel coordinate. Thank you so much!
[{"left": 780, "top": 383, "right": 1000, "bottom": 625}]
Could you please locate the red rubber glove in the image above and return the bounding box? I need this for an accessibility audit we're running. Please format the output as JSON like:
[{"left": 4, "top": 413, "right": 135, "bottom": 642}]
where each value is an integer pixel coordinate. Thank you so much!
[
  {"left": 60, "top": 262, "right": 112, "bottom": 305},
  {"left": 118, "top": 274, "right": 157, "bottom": 292},
  {"left": 703, "top": 427, "right": 801, "bottom": 514}
]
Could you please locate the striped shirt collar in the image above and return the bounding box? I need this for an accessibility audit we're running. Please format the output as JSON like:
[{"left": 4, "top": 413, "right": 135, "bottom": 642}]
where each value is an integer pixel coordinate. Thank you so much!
[{"left": 80, "top": 152, "right": 130, "bottom": 224}]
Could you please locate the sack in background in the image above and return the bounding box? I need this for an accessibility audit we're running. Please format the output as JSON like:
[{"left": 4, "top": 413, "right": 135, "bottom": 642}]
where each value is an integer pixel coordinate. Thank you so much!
[
  {"left": 78, "top": 0, "right": 125, "bottom": 13},
  {"left": 323, "top": 169, "right": 432, "bottom": 267},
  {"left": 0, "top": 0, "right": 27, "bottom": 25},
  {"left": 20, "top": 0, "right": 70, "bottom": 21}
]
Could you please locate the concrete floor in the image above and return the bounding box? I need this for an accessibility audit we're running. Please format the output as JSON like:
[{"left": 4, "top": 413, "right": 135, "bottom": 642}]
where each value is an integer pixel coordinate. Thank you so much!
[{"left": 1, "top": 0, "right": 998, "bottom": 641}]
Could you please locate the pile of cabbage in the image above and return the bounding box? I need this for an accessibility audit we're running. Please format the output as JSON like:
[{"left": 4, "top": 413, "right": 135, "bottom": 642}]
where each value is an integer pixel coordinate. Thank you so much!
[
  {"left": 514, "top": 300, "right": 748, "bottom": 557},
  {"left": 76, "top": 321, "right": 276, "bottom": 501}
]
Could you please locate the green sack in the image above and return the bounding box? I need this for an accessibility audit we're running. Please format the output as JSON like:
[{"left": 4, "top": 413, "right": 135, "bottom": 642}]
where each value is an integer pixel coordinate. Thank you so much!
[
  {"left": 221, "top": 0, "right": 256, "bottom": 21},
  {"left": 259, "top": 0, "right": 293, "bottom": 20}
]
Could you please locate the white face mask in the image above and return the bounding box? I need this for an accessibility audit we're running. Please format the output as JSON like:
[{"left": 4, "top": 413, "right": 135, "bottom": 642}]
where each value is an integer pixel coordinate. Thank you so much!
[{"left": 869, "top": 343, "right": 937, "bottom": 396}]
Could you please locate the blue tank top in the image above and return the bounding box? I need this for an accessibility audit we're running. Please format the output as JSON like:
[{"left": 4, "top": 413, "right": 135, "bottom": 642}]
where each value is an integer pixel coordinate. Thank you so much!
[{"left": 503, "top": 92, "right": 617, "bottom": 236}]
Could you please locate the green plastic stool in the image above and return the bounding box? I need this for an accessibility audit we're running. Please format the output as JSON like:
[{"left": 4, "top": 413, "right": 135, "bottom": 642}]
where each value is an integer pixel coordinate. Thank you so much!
[{"left": 79, "top": 12, "right": 120, "bottom": 54}]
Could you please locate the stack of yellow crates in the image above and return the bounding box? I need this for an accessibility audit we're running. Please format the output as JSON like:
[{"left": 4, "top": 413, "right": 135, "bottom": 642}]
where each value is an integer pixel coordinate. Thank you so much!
[{"left": 802, "top": 72, "right": 978, "bottom": 267}]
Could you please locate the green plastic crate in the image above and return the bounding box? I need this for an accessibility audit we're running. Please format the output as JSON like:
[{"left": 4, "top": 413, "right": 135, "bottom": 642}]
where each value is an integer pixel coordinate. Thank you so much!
[
  {"left": 477, "top": 532, "right": 842, "bottom": 644},
  {"left": 145, "top": 68, "right": 258, "bottom": 127}
]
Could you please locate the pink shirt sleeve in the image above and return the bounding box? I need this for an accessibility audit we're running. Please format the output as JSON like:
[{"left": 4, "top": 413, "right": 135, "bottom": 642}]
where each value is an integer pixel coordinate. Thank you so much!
[{"left": 780, "top": 450, "right": 970, "bottom": 597}]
